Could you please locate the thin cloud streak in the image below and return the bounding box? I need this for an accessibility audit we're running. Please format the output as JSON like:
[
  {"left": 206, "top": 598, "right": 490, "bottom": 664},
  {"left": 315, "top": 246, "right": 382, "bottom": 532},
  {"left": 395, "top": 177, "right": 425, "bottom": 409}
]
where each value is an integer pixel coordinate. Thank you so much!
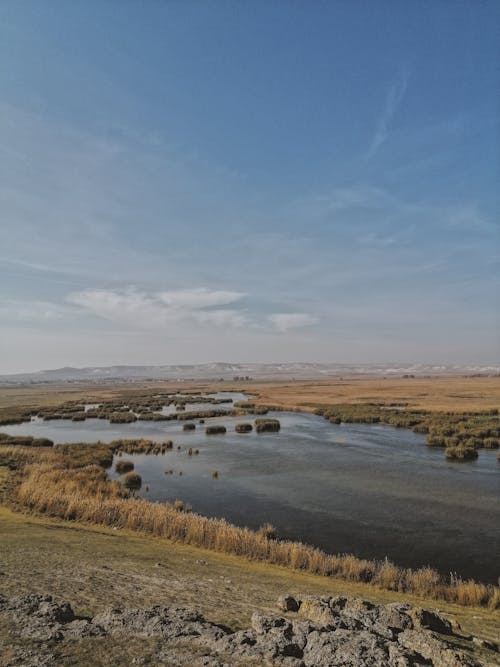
[{"left": 367, "top": 69, "right": 410, "bottom": 159}]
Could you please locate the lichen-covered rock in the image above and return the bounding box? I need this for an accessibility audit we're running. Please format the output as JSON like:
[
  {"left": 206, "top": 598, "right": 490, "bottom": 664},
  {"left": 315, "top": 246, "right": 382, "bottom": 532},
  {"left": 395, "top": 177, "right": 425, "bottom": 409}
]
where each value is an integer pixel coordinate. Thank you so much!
[
  {"left": 92, "top": 605, "right": 226, "bottom": 641},
  {"left": 397, "top": 629, "right": 480, "bottom": 667},
  {"left": 302, "top": 628, "right": 424, "bottom": 667},
  {"left": 406, "top": 607, "right": 453, "bottom": 635},
  {"left": 0, "top": 594, "right": 75, "bottom": 641},
  {"left": 0, "top": 592, "right": 490, "bottom": 666}
]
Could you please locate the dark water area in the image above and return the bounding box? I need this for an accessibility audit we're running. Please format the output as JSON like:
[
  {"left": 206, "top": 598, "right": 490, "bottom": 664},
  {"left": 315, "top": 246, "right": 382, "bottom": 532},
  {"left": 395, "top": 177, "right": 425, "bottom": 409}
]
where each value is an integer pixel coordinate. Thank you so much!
[{"left": 6, "top": 398, "right": 500, "bottom": 583}]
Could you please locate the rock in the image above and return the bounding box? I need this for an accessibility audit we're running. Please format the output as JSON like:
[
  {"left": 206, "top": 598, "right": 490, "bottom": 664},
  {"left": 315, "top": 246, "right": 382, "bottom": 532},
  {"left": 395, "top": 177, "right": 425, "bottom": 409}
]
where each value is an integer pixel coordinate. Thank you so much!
[
  {"left": 0, "top": 594, "right": 75, "bottom": 641},
  {"left": 276, "top": 595, "right": 301, "bottom": 613},
  {"left": 472, "top": 636, "right": 499, "bottom": 652},
  {"left": 397, "top": 629, "right": 481, "bottom": 666},
  {"left": 92, "top": 605, "right": 226, "bottom": 641},
  {"left": 64, "top": 618, "right": 106, "bottom": 638},
  {"left": 0, "top": 592, "right": 491, "bottom": 666},
  {"left": 407, "top": 607, "right": 453, "bottom": 635},
  {"left": 303, "top": 627, "right": 423, "bottom": 667}
]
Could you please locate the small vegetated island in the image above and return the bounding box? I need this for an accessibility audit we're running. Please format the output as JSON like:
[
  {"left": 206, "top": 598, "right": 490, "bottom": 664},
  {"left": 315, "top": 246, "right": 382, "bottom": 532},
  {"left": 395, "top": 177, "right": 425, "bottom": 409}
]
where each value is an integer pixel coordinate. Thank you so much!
[
  {"left": 235, "top": 422, "right": 253, "bottom": 433},
  {"left": 254, "top": 418, "right": 281, "bottom": 433}
]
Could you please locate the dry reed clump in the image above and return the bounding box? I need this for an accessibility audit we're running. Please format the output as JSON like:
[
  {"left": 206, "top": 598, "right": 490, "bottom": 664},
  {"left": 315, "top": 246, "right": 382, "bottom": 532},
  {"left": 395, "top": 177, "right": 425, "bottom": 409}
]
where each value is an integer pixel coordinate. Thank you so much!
[
  {"left": 56, "top": 443, "right": 114, "bottom": 469},
  {"left": 0, "top": 445, "right": 57, "bottom": 470},
  {"left": 445, "top": 443, "right": 478, "bottom": 461},
  {"left": 179, "top": 409, "right": 237, "bottom": 421},
  {"left": 235, "top": 423, "right": 253, "bottom": 433},
  {"left": 123, "top": 472, "right": 142, "bottom": 490},
  {"left": 205, "top": 425, "right": 227, "bottom": 435},
  {"left": 0, "top": 407, "right": 34, "bottom": 426},
  {"left": 257, "top": 523, "right": 277, "bottom": 540},
  {"left": 115, "top": 459, "right": 134, "bottom": 474},
  {"left": 110, "top": 439, "right": 172, "bottom": 455},
  {"left": 0, "top": 433, "right": 54, "bottom": 447},
  {"left": 173, "top": 499, "right": 192, "bottom": 512},
  {"left": 109, "top": 412, "right": 137, "bottom": 424},
  {"left": 8, "top": 446, "right": 500, "bottom": 611},
  {"left": 254, "top": 418, "right": 280, "bottom": 433},
  {"left": 137, "top": 412, "right": 169, "bottom": 421}
]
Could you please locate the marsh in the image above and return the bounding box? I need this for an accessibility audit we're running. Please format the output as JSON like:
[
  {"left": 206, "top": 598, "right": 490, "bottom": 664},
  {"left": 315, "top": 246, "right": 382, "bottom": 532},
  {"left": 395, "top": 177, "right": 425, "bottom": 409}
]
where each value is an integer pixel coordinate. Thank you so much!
[{"left": 6, "top": 394, "right": 500, "bottom": 583}]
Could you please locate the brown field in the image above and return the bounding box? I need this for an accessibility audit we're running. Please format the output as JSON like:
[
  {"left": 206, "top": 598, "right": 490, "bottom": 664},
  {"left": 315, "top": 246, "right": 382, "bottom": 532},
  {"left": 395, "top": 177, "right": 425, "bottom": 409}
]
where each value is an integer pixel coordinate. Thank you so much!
[
  {"left": 0, "top": 375, "right": 499, "bottom": 413},
  {"left": 247, "top": 376, "right": 500, "bottom": 412}
]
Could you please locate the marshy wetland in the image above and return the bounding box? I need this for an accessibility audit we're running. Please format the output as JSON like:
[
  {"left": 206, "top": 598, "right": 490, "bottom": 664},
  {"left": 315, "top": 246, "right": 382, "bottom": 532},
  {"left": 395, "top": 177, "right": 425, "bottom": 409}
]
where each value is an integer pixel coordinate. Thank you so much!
[{"left": 3, "top": 390, "right": 499, "bottom": 585}]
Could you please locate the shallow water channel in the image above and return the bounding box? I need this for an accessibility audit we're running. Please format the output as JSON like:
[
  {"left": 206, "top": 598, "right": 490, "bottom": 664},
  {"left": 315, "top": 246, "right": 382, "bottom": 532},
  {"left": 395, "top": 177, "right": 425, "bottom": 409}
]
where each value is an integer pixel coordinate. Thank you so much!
[{"left": 6, "top": 392, "right": 500, "bottom": 583}]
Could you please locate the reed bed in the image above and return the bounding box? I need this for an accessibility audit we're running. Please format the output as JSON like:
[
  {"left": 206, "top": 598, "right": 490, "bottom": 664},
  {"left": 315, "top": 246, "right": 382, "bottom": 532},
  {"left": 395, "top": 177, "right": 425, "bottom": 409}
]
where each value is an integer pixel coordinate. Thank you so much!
[
  {"left": 0, "top": 433, "right": 54, "bottom": 447},
  {"left": 316, "top": 404, "right": 500, "bottom": 460},
  {"left": 8, "top": 443, "right": 499, "bottom": 611}
]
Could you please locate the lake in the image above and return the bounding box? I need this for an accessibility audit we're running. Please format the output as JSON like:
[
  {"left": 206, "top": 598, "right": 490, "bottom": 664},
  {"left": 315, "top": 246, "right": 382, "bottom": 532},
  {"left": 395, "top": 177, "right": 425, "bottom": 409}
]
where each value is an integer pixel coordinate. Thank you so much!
[{"left": 6, "top": 393, "right": 500, "bottom": 583}]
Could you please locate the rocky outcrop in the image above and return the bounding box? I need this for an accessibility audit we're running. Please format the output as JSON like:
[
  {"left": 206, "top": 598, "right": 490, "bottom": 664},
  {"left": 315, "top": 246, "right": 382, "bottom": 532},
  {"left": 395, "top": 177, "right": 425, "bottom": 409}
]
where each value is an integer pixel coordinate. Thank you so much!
[{"left": 0, "top": 592, "right": 497, "bottom": 666}]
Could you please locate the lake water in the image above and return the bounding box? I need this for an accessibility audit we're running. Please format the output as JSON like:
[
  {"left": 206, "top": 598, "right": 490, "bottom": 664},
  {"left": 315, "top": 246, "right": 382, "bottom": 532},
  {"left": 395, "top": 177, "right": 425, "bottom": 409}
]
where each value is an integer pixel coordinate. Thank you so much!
[{"left": 6, "top": 394, "right": 500, "bottom": 583}]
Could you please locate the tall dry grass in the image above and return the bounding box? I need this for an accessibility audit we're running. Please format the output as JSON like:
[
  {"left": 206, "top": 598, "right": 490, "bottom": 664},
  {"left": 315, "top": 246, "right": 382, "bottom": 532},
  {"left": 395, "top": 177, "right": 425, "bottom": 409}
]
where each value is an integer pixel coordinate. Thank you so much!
[{"left": 9, "top": 444, "right": 499, "bottom": 611}]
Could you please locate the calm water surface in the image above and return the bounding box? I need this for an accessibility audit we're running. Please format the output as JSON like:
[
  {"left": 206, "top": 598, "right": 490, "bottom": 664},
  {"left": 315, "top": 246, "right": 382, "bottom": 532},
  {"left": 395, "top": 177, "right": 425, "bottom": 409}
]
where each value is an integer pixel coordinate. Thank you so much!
[{"left": 7, "top": 395, "right": 500, "bottom": 583}]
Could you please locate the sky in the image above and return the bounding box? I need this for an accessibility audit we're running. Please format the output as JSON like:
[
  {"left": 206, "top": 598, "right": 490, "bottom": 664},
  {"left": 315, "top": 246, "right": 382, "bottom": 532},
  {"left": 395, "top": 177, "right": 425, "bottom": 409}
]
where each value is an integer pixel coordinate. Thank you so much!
[{"left": 0, "top": 1, "right": 499, "bottom": 373}]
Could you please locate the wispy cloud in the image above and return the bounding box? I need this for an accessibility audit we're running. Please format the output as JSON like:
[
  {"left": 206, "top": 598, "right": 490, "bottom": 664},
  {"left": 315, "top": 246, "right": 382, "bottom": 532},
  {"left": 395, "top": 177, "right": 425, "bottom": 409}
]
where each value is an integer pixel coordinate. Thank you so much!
[
  {"left": 68, "top": 287, "right": 321, "bottom": 333},
  {"left": 67, "top": 287, "right": 248, "bottom": 329},
  {"left": 268, "top": 313, "right": 318, "bottom": 332},
  {"left": 367, "top": 69, "right": 410, "bottom": 159}
]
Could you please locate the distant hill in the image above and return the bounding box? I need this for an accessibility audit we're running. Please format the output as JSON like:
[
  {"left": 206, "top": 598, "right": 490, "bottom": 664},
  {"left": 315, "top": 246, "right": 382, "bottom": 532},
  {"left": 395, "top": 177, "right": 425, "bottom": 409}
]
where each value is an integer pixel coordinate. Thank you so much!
[{"left": 0, "top": 362, "right": 498, "bottom": 385}]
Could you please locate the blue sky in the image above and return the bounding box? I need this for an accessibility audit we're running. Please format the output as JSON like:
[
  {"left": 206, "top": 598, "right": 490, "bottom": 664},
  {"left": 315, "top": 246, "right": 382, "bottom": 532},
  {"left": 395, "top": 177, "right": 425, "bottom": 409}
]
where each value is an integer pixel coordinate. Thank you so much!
[{"left": 0, "top": 1, "right": 499, "bottom": 372}]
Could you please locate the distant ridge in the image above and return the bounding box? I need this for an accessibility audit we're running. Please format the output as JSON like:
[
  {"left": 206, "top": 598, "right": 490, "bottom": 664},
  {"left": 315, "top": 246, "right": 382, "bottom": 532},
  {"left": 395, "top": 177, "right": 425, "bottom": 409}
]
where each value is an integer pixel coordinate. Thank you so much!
[{"left": 0, "top": 362, "right": 499, "bottom": 385}]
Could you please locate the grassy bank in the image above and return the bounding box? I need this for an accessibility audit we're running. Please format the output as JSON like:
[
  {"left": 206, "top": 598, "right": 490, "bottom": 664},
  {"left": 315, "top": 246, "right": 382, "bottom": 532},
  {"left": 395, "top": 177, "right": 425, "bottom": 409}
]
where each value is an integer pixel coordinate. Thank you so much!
[
  {"left": 0, "top": 502, "right": 499, "bottom": 650},
  {"left": 2, "top": 443, "right": 500, "bottom": 611}
]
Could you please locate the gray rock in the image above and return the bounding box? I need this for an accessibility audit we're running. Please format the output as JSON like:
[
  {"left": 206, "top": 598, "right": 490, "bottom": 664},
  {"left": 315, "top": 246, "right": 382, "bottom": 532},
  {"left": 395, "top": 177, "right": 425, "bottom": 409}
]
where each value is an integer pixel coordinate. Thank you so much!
[
  {"left": 276, "top": 595, "right": 301, "bottom": 613},
  {"left": 0, "top": 592, "right": 491, "bottom": 666},
  {"left": 406, "top": 607, "right": 453, "bottom": 635},
  {"left": 398, "top": 629, "right": 480, "bottom": 666},
  {"left": 92, "top": 605, "right": 227, "bottom": 641}
]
